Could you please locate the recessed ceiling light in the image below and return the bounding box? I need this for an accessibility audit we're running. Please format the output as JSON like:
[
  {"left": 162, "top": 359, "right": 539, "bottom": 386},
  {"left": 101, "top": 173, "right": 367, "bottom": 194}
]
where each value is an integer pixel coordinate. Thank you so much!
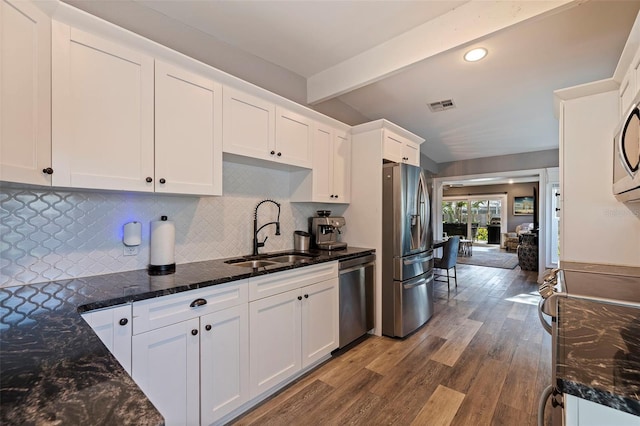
[{"left": 464, "top": 47, "right": 488, "bottom": 62}]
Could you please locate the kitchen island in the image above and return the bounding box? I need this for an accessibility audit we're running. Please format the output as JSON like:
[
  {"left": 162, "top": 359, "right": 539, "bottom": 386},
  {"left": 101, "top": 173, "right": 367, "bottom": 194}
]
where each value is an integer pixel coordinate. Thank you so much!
[{"left": 0, "top": 247, "right": 374, "bottom": 425}]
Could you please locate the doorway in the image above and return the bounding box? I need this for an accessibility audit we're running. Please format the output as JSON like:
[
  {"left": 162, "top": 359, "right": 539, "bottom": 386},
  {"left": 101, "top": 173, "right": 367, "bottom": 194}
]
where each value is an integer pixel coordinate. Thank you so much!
[{"left": 442, "top": 195, "right": 506, "bottom": 243}]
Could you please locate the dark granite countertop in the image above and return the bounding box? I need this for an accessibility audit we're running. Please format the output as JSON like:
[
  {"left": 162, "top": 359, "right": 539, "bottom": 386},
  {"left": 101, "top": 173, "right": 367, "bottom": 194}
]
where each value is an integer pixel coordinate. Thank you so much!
[
  {"left": 556, "top": 296, "right": 640, "bottom": 417},
  {"left": 0, "top": 247, "right": 374, "bottom": 425}
]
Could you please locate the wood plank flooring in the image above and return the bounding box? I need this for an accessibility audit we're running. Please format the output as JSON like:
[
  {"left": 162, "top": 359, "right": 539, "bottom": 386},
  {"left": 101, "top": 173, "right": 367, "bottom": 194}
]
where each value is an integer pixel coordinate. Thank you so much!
[{"left": 230, "top": 264, "right": 550, "bottom": 426}]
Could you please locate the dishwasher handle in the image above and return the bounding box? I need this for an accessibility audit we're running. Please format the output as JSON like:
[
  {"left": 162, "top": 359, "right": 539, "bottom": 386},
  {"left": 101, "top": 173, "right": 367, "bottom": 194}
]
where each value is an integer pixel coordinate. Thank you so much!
[
  {"left": 340, "top": 261, "right": 375, "bottom": 275},
  {"left": 339, "top": 254, "right": 376, "bottom": 271}
]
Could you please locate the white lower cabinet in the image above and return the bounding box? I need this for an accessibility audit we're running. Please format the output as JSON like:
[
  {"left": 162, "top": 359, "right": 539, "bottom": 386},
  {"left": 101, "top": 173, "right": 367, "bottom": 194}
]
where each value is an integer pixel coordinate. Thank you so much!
[
  {"left": 81, "top": 304, "right": 132, "bottom": 374},
  {"left": 301, "top": 279, "right": 339, "bottom": 368},
  {"left": 131, "top": 280, "right": 249, "bottom": 426},
  {"left": 86, "top": 266, "right": 338, "bottom": 425},
  {"left": 132, "top": 318, "right": 201, "bottom": 426},
  {"left": 200, "top": 304, "right": 249, "bottom": 425},
  {"left": 564, "top": 394, "right": 640, "bottom": 426},
  {"left": 249, "top": 289, "right": 302, "bottom": 398},
  {"left": 249, "top": 276, "right": 338, "bottom": 399}
]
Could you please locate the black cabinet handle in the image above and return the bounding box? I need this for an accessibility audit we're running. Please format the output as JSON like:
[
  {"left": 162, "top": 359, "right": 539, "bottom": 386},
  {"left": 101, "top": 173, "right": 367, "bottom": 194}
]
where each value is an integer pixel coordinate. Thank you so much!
[
  {"left": 304, "top": 294, "right": 309, "bottom": 299},
  {"left": 277, "top": 152, "right": 282, "bottom": 157},
  {"left": 119, "top": 318, "right": 128, "bottom": 326},
  {"left": 159, "top": 178, "right": 166, "bottom": 184},
  {"left": 297, "top": 296, "right": 302, "bottom": 301},
  {"left": 205, "top": 324, "right": 212, "bottom": 331},
  {"left": 191, "top": 329, "right": 198, "bottom": 336},
  {"left": 146, "top": 177, "right": 153, "bottom": 183},
  {"left": 270, "top": 150, "right": 276, "bottom": 155},
  {"left": 190, "top": 298, "right": 207, "bottom": 308},
  {"left": 42, "top": 167, "right": 53, "bottom": 175}
]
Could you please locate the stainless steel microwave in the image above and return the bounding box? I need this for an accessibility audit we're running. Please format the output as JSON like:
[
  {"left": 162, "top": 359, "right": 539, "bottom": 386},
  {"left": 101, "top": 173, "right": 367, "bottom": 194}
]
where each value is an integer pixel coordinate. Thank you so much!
[{"left": 613, "top": 95, "right": 640, "bottom": 202}]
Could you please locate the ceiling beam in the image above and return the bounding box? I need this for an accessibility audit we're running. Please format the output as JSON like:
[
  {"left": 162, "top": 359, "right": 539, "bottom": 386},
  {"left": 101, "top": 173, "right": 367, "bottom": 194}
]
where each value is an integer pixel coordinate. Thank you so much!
[{"left": 307, "top": 0, "right": 578, "bottom": 105}]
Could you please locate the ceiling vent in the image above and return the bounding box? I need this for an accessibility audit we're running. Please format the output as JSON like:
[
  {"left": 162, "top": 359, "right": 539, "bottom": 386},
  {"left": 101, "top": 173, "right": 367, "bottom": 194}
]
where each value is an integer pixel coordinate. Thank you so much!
[{"left": 428, "top": 99, "right": 456, "bottom": 112}]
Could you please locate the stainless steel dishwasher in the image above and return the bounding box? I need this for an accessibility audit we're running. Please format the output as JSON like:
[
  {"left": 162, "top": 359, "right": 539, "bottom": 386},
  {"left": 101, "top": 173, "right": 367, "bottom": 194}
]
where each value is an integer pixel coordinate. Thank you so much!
[{"left": 338, "top": 253, "right": 375, "bottom": 348}]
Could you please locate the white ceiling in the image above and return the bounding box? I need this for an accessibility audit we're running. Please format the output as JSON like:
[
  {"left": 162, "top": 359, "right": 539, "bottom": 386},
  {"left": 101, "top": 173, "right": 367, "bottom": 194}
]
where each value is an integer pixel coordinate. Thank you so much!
[{"left": 63, "top": 0, "right": 640, "bottom": 164}]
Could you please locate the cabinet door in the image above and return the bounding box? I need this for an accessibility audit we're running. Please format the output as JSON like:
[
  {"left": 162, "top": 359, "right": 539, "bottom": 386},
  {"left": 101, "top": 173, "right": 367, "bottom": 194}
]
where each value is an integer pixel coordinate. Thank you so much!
[
  {"left": 82, "top": 304, "right": 132, "bottom": 374},
  {"left": 155, "top": 60, "right": 222, "bottom": 196},
  {"left": 200, "top": 304, "right": 249, "bottom": 425},
  {"left": 249, "top": 289, "right": 301, "bottom": 398},
  {"left": 222, "top": 86, "right": 274, "bottom": 160},
  {"left": 132, "top": 318, "right": 200, "bottom": 426},
  {"left": 275, "top": 106, "right": 313, "bottom": 168},
  {"left": 332, "top": 130, "right": 351, "bottom": 202},
  {"left": 0, "top": 0, "right": 51, "bottom": 186},
  {"left": 312, "top": 124, "right": 333, "bottom": 202},
  {"left": 51, "top": 23, "right": 154, "bottom": 191},
  {"left": 301, "top": 278, "right": 338, "bottom": 368},
  {"left": 403, "top": 140, "right": 420, "bottom": 166},
  {"left": 383, "top": 131, "right": 404, "bottom": 163}
]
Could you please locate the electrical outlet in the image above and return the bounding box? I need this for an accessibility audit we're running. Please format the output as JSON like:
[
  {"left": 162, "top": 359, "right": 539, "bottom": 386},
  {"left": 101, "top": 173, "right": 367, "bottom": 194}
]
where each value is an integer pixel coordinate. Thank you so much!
[{"left": 123, "top": 246, "right": 139, "bottom": 256}]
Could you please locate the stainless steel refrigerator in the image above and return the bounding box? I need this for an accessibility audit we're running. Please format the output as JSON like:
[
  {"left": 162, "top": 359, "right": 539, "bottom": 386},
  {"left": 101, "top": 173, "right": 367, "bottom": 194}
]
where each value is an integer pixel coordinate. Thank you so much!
[{"left": 381, "top": 162, "right": 434, "bottom": 338}]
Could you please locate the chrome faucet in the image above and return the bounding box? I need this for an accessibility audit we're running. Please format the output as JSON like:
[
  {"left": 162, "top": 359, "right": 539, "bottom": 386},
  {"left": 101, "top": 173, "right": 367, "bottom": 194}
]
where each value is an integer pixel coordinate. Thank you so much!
[{"left": 253, "top": 199, "right": 281, "bottom": 255}]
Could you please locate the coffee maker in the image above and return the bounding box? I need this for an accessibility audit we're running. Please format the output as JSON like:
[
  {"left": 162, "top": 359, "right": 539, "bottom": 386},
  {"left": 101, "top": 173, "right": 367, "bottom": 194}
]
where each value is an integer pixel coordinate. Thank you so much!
[{"left": 309, "top": 211, "right": 347, "bottom": 250}]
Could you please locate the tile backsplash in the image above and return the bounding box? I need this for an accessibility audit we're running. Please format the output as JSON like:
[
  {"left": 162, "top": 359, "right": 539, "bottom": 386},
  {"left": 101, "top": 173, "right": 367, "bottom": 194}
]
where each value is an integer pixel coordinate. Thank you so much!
[{"left": 1, "top": 161, "right": 344, "bottom": 288}]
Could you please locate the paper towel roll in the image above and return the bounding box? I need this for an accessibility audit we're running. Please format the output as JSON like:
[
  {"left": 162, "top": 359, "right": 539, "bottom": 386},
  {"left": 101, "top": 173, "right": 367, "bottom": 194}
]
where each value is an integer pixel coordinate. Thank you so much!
[{"left": 149, "top": 216, "right": 175, "bottom": 275}]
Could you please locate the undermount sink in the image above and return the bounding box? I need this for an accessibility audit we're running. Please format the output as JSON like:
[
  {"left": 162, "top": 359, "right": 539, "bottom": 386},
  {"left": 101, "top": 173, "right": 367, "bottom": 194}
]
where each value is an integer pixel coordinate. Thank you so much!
[
  {"left": 224, "top": 252, "right": 318, "bottom": 268},
  {"left": 228, "top": 260, "right": 278, "bottom": 268},
  {"left": 267, "top": 255, "right": 314, "bottom": 264}
]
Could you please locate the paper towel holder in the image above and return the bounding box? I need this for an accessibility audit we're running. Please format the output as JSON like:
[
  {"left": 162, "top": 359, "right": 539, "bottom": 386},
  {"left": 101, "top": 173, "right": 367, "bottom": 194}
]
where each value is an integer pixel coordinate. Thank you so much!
[{"left": 148, "top": 215, "right": 176, "bottom": 276}]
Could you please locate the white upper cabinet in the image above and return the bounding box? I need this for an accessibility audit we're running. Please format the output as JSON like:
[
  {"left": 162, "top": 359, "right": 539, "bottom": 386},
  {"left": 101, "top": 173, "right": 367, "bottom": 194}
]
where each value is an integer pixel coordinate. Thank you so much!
[
  {"left": 155, "top": 60, "right": 222, "bottom": 196},
  {"left": 291, "top": 123, "right": 350, "bottom": 203},
  {"left": 52, "top": 22, "right": 223, "bottom": 196},
  {"left": 384, "top": 129, "right": 420, "bottom": 166},
  {"left": 274, "top": 106, "right": 313, "bottom": 168},
  {"left": 222, "top": 86, "right": 313, "bottom": 168},
  {"left": 0, "top": 0, "right": 52, "bottom": 186},
  {"left": 52, "top": 23, "right": 155, "bottom": 192},
  {"left": 223, "top": 86, "right": 275, "bottom": 161}
]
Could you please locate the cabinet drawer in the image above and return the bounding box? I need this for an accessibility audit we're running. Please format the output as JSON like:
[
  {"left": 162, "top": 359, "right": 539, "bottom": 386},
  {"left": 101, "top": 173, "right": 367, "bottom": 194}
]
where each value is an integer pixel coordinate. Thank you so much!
[
  {"left": 133, "top": 280, "right": 248, "bottom": 334},
  {"left": 249, "top": 262, "right": 338, "bottom": 301}
]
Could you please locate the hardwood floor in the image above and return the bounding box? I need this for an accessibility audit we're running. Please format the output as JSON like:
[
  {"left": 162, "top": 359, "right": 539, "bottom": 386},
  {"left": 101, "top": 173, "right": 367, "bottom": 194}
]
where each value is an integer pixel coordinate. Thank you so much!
[{"left": 231, "top": 264, "right": 550, "bottom": 426}]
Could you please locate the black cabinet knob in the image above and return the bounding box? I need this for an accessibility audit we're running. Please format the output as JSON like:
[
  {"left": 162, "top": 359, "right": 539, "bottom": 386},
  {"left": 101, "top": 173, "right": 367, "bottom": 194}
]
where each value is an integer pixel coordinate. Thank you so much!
[
  {"left": 270, "top": 150, "right": 276, "bottom": 155},
  {"left": 191, "top": 329, "right": 198, "bottom": 336},
  {"left": 146, "top": 177, "right": 153, "bottom": 183},
  {"left": 297, "top": 296, "right": 302, "bottom": 301},
  {"left": 159, "top": 178, "right": 166, "bottom": 184},
  {"left": 42, "top": 167, "right": 53, "bottom": 175},
  {"left": 334, "top": 195, "right": 338, "bottom": 199},
  {"left": 205, "top": 324, "right": 212, "bottom": 331},
  {"left": 304, "top": 294, "right": 309, "bottom": 299},
  {"left": 119, "top": 318, "right": 128, "bottom": 326},
  {"left": 277, "top": 152, "right": 282, "bottom": 157},
  {"left": 190, "top": 298, "right": 207, "bottom": 308},
  {"left": 330, "top": 195, "right": 334, "bottom": 198}
]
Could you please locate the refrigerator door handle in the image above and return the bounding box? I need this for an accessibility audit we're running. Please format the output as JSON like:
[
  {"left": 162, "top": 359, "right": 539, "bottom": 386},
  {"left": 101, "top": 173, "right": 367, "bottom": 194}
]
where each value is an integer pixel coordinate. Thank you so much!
[
  {"left": 417, "top": 171, "right": 430, "bottom": 250},
  {"left": 403, "top": 254, "right": 433, "bottom": 265},
  {"left": 403, "top": 273, "right": 434, "bottom": 289}
]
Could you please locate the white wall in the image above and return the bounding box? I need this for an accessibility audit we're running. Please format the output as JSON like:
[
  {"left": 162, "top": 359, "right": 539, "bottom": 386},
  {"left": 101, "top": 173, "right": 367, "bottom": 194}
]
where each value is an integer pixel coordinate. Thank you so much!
[
  {"left": 560, "top": 91, "right": 640, "bottom": 267},
  {"left": 0, "top": 161, "right": 343, "bottom": 287}
]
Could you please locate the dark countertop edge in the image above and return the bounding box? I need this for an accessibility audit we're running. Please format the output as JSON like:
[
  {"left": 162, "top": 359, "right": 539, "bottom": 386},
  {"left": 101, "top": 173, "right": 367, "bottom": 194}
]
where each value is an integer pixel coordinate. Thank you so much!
[
  {"left": 558, "top": 379, "right": 640, "bottom": 417},
  {"left": 77, "top": 248, "right": 376, "bottom": 313}
]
